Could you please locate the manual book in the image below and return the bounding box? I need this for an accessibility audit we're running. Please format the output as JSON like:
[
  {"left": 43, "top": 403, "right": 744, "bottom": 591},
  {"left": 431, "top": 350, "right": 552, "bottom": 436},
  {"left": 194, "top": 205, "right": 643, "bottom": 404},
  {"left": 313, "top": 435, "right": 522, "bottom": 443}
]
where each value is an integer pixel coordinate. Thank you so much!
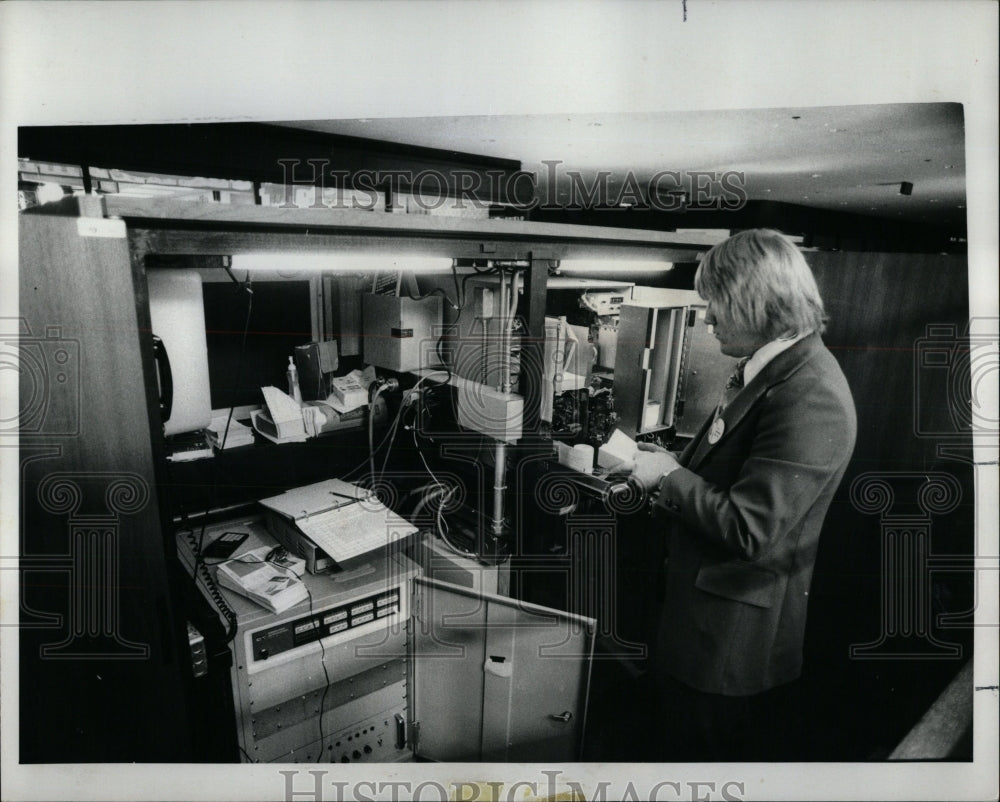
[{"left": 215, "top": 546, "right": 308, "bottom": 613}]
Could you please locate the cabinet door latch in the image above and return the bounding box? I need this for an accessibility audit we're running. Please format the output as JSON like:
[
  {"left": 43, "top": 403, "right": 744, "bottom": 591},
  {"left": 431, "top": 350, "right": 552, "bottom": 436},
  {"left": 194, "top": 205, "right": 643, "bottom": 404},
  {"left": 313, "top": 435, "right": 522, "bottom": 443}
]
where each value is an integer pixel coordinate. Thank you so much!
[{"left": 186, "top": 622, "right": 208, "bottom": 678}]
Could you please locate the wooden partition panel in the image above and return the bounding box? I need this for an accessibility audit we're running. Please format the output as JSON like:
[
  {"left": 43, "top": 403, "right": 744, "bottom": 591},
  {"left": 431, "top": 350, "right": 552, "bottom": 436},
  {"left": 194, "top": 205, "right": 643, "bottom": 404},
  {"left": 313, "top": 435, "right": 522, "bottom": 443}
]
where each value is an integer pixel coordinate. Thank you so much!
[
  {"left": 802, "top": 251, "right": 975, "bottom": 758},
  {"left": 18, "top": 207, "right": 192, "bottom": 761},
  {"left": 809, "top": 252, "right": 972, "bottom": 470}
]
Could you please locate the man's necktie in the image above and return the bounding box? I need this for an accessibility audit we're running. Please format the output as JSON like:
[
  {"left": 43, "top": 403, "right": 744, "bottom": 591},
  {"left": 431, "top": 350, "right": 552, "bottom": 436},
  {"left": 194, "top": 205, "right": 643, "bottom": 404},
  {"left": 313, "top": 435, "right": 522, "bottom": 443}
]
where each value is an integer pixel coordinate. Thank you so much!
[
  {"left": 706, "top": 357, "right": 750, "bottom": 446},
  {"left": 719, "top": 357, "right": 750, "bottom": 414}
]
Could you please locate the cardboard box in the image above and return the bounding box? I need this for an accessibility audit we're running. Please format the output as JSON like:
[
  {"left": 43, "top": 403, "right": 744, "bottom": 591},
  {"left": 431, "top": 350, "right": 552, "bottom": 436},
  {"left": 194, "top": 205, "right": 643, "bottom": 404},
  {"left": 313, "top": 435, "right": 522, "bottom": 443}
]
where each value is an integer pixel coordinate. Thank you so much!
[{"left": 362, "top": 294, "right": 442, "bottom": 372}]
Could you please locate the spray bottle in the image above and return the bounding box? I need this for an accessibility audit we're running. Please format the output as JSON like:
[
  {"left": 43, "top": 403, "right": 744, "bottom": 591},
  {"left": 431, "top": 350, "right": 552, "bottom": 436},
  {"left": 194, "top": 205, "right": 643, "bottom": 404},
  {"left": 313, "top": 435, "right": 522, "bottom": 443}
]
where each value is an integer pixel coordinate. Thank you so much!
[{"left": 286, "top": 356, "right": 302, "bottom": 404}]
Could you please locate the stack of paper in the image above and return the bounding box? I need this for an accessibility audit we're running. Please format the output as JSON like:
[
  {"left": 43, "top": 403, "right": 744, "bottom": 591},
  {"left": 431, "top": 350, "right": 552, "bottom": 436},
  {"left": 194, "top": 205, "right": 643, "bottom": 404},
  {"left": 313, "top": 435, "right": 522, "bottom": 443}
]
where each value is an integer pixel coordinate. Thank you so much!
[
  {"left": 329, "top": 366, "right": 376, "bottom": 413},
  {"left": 301, "top": 402, "right": 335, "bottom": 438},
  {"left": 251, "top": 386, "right": 308, "bottom": 444},
  {"left": 165, "top": 429, "right": 214, "bottom": 462},
  {"left": 331, "top": 374, "right": 367, "bottom": 409},
  {"left": 207, "top": 415, "right": 255, "bottom": 450},
  {"left": 216, "top": 547, "right": 308, "bottom": 613},
  {"left": 598, "top": 428, "right": 639, "bottom": 469}
]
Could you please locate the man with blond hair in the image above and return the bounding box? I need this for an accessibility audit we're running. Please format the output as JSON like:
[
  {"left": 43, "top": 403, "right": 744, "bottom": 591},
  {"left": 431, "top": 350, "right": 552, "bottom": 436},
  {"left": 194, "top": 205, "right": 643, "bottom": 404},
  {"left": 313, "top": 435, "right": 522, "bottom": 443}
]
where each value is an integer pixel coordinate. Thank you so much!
[{"left": 621, "top": 228, "right": 856, "bottom": 760}]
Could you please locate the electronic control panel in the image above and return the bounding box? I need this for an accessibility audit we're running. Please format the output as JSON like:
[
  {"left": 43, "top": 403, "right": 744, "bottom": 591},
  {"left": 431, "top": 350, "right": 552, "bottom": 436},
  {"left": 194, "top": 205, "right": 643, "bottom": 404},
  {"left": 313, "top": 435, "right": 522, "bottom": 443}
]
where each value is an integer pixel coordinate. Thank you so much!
[
  {"left": 581, "top": 290, "right": 627, "bottom": 316},
  {"left": 250, "top": 588, "right": 401, "bottom": 661}
]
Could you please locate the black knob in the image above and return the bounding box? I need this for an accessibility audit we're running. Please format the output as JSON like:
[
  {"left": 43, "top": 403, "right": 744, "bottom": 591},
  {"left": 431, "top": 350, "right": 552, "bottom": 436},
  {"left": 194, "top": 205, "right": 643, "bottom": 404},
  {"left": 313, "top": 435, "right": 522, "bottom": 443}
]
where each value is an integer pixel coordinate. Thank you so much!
[
  {"left": 352, "top": 750, "right": 361, "bottom": 760},
  {"left": 363, "top": 745, "right": 372, "bottom": 754}
]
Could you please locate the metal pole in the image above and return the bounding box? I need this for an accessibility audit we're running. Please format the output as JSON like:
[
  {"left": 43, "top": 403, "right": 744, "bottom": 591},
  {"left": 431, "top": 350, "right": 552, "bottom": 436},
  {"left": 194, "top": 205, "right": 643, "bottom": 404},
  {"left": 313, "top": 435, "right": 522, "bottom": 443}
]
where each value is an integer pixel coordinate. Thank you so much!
[
  {"left": 491, "top": 441, "right": 507, "bottom": 538},
  {"left": 497, "top": 267, "right": 511, "bottom": 393}
]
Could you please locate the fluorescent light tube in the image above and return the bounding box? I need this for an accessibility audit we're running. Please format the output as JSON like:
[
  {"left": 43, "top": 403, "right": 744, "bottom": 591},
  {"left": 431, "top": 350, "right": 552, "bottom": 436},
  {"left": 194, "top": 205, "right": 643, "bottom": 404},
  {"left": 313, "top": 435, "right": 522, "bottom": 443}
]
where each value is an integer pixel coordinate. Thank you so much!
[
  {"left": 230, "top": 253, "right": 453, "bottom": 273},
  {"left": 558, "top": 259, "right": 673, "bottom": 274}
]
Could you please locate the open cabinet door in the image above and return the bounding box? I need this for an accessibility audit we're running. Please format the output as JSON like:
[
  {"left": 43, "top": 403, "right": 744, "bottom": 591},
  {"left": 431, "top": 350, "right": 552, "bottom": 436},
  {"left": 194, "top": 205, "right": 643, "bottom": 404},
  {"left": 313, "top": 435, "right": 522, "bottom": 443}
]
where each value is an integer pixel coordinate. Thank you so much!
[{"left": 409, "top": 576, "right": 595, "bottom": 762}]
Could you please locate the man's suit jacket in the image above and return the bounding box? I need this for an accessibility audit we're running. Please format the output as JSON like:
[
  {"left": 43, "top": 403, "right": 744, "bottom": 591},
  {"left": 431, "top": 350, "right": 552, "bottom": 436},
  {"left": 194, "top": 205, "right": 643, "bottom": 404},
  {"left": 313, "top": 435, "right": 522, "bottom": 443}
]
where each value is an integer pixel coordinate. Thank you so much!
[{"left": 651, "top": 333, "right": 856, "bottom": 696}]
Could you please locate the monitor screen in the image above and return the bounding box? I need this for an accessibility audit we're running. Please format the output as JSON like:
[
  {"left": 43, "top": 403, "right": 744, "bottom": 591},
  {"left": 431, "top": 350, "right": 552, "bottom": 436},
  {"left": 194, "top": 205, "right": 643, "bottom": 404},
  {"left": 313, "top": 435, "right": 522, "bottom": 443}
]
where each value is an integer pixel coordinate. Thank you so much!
[{"left": 202, "top": 280, "right": 313, "bottom": 409}]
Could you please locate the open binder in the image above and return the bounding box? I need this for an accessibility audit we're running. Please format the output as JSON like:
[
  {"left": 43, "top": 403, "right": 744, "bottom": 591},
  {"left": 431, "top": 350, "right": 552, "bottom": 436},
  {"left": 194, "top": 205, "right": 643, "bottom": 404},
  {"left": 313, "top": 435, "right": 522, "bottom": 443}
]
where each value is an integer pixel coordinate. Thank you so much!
[{"left": 258, "top": 478, "right": 418, "bottom": 571}]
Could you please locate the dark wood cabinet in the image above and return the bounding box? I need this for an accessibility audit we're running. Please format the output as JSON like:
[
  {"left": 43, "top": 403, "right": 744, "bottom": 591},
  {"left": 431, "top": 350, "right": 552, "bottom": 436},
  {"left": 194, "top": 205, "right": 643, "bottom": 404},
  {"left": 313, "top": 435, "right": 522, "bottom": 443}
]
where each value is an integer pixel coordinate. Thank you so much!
[{"left": 18, "top": 201, "right": 193, "bottom": 761}]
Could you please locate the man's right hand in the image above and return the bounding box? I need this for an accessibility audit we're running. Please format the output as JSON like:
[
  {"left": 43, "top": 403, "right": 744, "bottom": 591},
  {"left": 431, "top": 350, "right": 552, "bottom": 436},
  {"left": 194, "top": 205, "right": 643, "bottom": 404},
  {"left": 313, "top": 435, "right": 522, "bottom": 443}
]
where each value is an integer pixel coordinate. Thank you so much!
[{"left": 637, "top": 442, "right": 669, "bottom": 455}]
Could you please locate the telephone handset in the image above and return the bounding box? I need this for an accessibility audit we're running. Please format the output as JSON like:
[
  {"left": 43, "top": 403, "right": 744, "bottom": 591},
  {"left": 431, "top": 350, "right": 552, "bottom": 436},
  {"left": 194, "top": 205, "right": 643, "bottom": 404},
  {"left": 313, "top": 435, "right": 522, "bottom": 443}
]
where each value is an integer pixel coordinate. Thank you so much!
[
  {"left": 183, "top": 528, "right": 239, "bottom": 643},
  {"left": 151, "top": 334, "right": 173, "bottom": 425}
]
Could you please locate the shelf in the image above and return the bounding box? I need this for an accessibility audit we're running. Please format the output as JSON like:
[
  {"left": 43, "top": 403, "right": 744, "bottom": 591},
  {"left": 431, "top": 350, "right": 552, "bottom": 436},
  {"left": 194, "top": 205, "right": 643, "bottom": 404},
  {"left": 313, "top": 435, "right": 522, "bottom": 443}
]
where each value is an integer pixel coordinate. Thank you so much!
[{"left": 103, "top": 196, "right": 715, "bottom": 261}]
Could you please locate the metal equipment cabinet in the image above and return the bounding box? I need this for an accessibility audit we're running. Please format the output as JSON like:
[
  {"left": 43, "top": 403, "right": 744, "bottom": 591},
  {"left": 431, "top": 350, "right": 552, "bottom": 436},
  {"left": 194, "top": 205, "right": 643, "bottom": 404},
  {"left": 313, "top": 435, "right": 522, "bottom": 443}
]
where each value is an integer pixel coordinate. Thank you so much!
[
  {"left": 614, "top": 293, "right": 735, "bottom": 439},
  {"left": 177, "top": 516, "right": 596, "bottom": 763}
]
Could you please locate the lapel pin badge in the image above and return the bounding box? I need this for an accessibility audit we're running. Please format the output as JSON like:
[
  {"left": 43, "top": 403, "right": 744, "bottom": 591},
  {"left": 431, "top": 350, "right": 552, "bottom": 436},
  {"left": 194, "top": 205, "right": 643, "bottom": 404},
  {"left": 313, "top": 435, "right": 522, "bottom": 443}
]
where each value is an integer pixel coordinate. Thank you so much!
[{"left": 708, "top": 417, "right": 726, "bottom": 444}]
